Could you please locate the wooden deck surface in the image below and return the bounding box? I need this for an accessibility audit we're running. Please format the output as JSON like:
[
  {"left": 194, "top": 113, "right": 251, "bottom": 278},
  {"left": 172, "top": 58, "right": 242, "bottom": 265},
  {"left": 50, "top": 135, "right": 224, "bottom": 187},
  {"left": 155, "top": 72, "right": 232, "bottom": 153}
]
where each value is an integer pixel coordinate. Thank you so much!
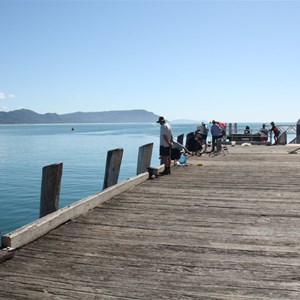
[{"left": 0, "top": 145, "right": 299, "bottom": 299}]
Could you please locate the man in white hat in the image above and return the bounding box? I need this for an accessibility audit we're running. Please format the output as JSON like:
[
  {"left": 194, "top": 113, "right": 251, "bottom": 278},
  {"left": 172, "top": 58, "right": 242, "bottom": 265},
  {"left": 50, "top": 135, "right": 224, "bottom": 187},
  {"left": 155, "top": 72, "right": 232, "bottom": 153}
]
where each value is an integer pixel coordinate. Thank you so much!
[{"left": 157, "top": 116, "right": 173, "bottom": 175}]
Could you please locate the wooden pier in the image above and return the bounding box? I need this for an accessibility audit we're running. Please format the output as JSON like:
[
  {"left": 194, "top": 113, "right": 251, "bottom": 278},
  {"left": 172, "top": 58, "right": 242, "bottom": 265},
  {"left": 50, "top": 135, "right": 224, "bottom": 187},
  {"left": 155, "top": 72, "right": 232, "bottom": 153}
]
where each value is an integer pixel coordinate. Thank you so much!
[{"left": 0, "top": 145, "right": 299, "bottom": 299}]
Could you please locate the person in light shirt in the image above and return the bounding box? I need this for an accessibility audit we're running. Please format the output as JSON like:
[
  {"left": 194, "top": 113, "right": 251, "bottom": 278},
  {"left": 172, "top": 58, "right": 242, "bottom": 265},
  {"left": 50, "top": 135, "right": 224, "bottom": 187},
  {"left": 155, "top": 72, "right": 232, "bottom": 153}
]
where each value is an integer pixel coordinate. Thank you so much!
[
  {"left": 157, "top": 116, "right": 173, "bottom": 175},
  {"left": 259, "top": 124, "right": 268, "bottom": 142}
]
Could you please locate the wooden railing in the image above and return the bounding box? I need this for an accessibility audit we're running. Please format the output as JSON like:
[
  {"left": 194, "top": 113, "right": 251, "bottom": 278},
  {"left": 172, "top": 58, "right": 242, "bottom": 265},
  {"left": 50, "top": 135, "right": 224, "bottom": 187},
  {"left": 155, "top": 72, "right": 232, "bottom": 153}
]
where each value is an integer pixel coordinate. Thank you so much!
[
  {"left": 227, "top": 122, "right": 299, "bottom": 144},
  {"left": 1, "top": 142, "right": 159, "bottom": 250},
  {"left": 40, "top": 143, "right": 154, "bottom": 218}
]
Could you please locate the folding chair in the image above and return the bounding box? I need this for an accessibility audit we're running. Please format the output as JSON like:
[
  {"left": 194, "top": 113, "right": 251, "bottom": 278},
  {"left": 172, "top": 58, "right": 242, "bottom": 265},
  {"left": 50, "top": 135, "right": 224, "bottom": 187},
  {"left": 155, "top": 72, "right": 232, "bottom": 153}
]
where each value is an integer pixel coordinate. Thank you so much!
[
  {"left": 221, "top": 139, "right": 229, "bottom": 155},
  {"left": 209, "top": 138, "right": 229, "bottom": 157}
]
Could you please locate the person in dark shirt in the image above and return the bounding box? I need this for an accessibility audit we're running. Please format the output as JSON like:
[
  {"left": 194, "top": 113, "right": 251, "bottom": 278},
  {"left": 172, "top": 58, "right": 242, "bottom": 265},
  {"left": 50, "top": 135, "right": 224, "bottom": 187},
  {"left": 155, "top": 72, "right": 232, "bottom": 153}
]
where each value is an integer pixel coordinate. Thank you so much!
[
  {"left": 186, "top": 131, "right": 203, "bottom": 155},
  {"left": 270, "top": 122, "right": 280, "bottom": 145},
  {"left": 244, "top": 126, "right": 251, "bottom": 134}
]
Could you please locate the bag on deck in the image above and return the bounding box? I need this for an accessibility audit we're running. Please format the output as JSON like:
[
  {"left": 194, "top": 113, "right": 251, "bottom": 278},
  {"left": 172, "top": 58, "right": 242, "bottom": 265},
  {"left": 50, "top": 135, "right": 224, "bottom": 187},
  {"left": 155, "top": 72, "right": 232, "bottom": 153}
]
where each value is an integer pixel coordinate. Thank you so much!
[
  {"left": 171, "top": 148, "right": 181, "bottom": 160},
  {"left": 179, "top": 154, "right": 187, "bottom": 164}
]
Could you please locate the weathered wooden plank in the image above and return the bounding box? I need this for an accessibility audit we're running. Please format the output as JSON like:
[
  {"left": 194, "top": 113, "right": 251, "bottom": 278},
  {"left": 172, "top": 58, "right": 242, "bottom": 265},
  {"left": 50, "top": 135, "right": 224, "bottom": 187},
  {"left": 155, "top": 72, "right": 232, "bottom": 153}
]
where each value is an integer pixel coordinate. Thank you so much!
[
  {"left": 0, "top": 145, "right": 299, "bottom": 299},
  {"left": 1, "top": 172, "right": 149, "bottom": 249},
  {"left": 40, "top": 162, "right": 63, "bottom": 218},
  {"left": 0, "top": 249, "right": 14, "bottom": 264},
  {"left": 136, "top": 142, "right": 153, "bottom": 175},
  {"left": 103, "top": 148, "right": 123, "bottom": 189}
]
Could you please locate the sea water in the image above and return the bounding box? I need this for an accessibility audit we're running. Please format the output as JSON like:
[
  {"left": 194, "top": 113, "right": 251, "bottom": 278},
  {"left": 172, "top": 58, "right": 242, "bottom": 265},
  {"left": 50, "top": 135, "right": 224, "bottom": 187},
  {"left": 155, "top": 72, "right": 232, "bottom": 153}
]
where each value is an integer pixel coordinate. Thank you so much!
[
  {"left": 0, "top": 122, "right": 295, "bottom": 237},
  {"left": 0, "top": 122, "right": 199, "bottom": 236}
]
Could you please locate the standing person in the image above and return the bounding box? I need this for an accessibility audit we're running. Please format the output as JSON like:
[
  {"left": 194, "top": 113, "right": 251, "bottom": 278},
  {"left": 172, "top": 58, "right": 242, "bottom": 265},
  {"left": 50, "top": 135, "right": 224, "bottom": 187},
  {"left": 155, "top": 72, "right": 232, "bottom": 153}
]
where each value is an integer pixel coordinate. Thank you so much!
[
  {"left": 259, "top": 124, "right": 269, "bottom": 142},
  {"left": 199, "top": 122, "right": 208, "bottom": 152},
  {"left": 270, "top": 121, "right": 280, "bottom": 145},
  {"left": 215, "top": 121, "right": 226, "bottom": 136},
  {"left": 157, "top": 116, "right": 173, "bottom": 175},
  {"left": 210, "top": 120, "right": 222, "bottom": 152}
]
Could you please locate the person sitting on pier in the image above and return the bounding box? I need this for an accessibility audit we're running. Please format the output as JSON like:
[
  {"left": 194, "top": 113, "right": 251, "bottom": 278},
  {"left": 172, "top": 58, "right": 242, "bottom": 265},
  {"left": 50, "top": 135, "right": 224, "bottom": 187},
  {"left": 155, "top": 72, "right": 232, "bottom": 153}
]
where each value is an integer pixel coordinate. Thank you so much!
[
  {"left": 171, "top": 140, "right": 191, "bottom": 164},
  {"left": 259, "top": 124, "right": 268, "bottom": 142},
  {"left": 270, "top": 121, "right": 280, "bottom": 145},
  {"left": 186, "top": 131, "right": 203, "bottom": 156},
  {"left": 244, "top": 126, "right": 251, "bottom": 135}
]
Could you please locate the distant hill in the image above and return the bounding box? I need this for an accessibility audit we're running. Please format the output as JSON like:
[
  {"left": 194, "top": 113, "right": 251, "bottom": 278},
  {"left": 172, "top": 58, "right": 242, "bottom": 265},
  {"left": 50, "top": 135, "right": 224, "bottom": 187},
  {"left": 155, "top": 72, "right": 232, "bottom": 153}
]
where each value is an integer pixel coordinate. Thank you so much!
[{"left": 0, "top": 109, "right": 160, "bottom": 124}]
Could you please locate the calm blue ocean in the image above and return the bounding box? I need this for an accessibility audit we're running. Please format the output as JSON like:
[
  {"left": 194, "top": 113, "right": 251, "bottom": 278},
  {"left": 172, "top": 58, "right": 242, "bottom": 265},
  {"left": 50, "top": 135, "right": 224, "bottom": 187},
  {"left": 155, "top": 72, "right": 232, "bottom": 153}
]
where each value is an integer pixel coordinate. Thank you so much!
[{"left": 0, "top": 122, "right": 295, "bottom": 238}]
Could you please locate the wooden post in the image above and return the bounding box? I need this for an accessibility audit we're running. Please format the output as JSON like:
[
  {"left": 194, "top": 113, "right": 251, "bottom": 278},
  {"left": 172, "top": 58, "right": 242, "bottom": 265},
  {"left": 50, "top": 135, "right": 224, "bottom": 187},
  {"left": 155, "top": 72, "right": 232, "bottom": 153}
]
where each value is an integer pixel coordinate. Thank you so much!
[
  {"left": 297, "top": 119, "right": 300, "bottom": 143},
  {"left": 103, "top": 148, "right": 123, "bottom": 190},
  {"left": 40, "top": 163, "right": 63, "bottom": 218},
  {"left": 278, "top": 131, "right": 287, "bottom": 145},
  {"left": 228, "top": 123, "right": 232, "bottom": 141},
  {"left": 136, "top": 143, "right": 153, "bottom": 175},
  {"left": 185, "top": 132, "right": 194, "bottom": 148},
  {"left": 177, "top": 134, "right": 184, "bottom": 145}
]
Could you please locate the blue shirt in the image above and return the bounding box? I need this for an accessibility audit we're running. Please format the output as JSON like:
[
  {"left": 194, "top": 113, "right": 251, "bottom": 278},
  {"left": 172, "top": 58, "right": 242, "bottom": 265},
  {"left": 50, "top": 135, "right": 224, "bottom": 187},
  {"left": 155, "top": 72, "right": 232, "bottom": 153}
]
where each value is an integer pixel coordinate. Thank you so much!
[{"left": 211, "top": 124, "right": 222, "bottom": 137}]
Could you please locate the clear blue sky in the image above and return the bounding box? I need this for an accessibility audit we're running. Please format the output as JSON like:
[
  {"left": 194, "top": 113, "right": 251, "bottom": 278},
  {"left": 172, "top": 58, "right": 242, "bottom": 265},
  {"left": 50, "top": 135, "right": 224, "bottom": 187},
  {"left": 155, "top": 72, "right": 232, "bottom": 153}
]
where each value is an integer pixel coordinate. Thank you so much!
[{"left": 0, "top": 0, "right": 299, "bottom": 123}]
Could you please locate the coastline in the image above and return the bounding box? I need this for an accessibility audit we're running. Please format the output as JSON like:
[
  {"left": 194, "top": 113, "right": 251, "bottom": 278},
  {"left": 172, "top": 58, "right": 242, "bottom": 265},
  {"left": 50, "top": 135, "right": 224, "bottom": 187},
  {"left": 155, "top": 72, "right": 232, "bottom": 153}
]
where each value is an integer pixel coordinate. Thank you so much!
[{"left": 0, "top": 122, "right": 298, "bottom": 236}]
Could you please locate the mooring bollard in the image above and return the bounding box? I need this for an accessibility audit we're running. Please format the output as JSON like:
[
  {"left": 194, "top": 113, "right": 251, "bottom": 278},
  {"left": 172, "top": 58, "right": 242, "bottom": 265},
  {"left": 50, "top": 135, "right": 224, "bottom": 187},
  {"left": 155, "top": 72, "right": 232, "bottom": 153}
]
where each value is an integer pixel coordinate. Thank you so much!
[
  {"left": 40, "top": 163, "right": 63, "bottom": 218},
  {"left": 103, "top": 148, "right": 123, "bottom": 190},
  {"left": 147, "top": 167, "right": 158, "bottom": 179}
]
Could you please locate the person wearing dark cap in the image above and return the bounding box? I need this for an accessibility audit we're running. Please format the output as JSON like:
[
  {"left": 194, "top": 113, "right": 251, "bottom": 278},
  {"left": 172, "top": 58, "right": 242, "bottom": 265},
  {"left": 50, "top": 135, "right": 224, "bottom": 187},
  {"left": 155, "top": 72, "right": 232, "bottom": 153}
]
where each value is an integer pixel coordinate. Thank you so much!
[
  {"left": 244, "top": 126, "right": 251, "bottom": 134},
  {"left": 157, "top": 116, "right": 173, "bottom": 175}
]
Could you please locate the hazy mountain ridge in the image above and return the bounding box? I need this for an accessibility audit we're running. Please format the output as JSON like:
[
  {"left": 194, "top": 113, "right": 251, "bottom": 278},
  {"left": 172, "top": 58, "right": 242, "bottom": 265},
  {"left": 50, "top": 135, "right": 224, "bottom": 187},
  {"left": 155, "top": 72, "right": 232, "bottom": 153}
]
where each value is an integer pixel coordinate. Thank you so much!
[{"left": 0, "top": 109, "right": 160, "bottom": 124}]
